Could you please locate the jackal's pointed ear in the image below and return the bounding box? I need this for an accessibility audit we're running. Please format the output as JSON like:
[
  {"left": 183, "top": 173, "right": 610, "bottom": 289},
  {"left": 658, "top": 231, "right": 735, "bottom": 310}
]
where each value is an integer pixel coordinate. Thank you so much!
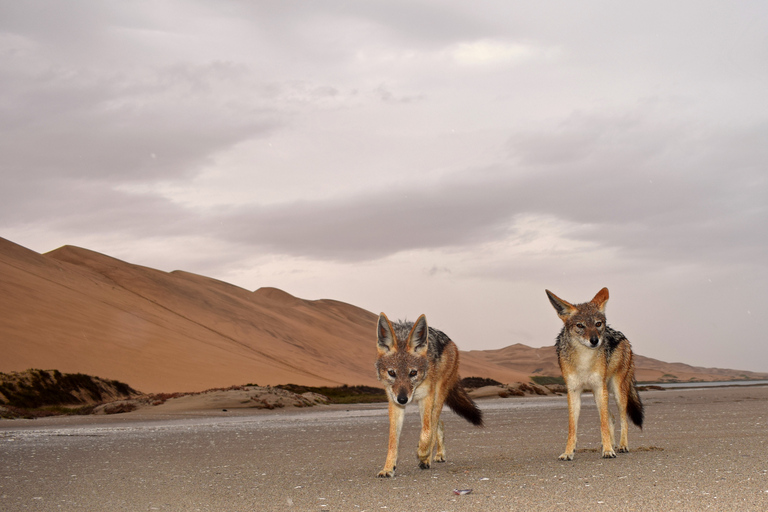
[
  {"left": 377, "top": 313, "right": 396, "bottom": 354},
  {"left": 546, "top": 289, "right": 576, "bottom": 321},
  {"left": 591, "top": 287, "right": 609, "bottom": 313},
  {"left": 407, "top": 314, "right": 429, "bottom": 355}
]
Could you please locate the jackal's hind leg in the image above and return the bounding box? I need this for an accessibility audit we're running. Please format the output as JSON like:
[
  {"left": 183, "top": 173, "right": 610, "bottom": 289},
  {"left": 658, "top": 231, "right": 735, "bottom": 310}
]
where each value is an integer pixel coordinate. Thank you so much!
[
  {"left": 608, "top": 408, "right": 616, "bottom": 449},
  {"left": 434, "top": 419, "right": 446, "bottom": 463},
  {"left": 611, "top": 379, "right": 630, "bottom": 453}
]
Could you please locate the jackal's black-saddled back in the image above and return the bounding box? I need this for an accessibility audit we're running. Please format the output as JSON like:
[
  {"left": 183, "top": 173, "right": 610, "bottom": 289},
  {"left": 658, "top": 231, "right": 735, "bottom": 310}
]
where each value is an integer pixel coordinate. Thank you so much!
[{"left": 392, "top": 320, "right": 451, "bottom": 360}]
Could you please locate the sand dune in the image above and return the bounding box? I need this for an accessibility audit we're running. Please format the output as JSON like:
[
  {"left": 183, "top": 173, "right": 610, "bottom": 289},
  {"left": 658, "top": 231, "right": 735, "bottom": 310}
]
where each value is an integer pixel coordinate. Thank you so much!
[{"left": 1, "top": 237, "right": 765, "bottom": 393}]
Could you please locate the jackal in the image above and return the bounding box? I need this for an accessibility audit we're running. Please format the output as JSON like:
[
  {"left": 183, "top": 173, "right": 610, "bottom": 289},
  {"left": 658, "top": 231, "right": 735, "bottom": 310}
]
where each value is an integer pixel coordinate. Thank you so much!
[
  {"left": 375, "top": 313, "right": 483, "bottom": 477},
  {"left": 545, "top": 287, "right": 644, "bottom": 460}
]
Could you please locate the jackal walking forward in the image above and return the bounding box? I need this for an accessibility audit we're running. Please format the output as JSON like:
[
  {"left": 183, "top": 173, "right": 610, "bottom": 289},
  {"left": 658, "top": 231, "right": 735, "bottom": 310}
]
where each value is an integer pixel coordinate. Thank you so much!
[
  {"left": 545, "top": 288, "right": 644, "bottom": 460},
  {"left": 375, "top": 313, "right": 483, "bottom": 477}
]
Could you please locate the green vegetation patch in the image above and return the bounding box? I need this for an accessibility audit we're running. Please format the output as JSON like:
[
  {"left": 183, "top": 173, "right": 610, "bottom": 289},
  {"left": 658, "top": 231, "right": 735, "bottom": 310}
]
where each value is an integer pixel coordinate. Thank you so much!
[
  {"left": 530, "top": 375, "right": 565, "bottom": 386},
  {"left": 276, "top": 384, "right": 387, "bottom": 404},
  {"left": 460, "top": 377, "right": 503, "bottom": 389}
]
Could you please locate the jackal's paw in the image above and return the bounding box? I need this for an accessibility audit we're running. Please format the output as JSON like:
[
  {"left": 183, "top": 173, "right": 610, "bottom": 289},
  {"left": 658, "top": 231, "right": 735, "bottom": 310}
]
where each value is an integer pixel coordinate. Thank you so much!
[
  {"left": 418, "top": 461, "right": 431, "bottom": 470},
  {"left": 601, "top": 448, "right": 617, "bottom": 458},
  {"left": 558, "top": 452, "right": 574, "bottom": 461},
  {"left": 377, "top": 468, "right": 395, "bottom": 478},
  {"left": 434, "top": 454, "right": 446, "bottom": 463},
  {"left": 617, "top": 446, "right": 629, "bottom": 454}
]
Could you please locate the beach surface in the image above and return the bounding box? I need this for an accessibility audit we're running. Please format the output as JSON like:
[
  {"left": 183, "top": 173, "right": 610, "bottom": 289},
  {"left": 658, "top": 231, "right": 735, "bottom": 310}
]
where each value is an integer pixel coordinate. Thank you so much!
[{"left": 1, "top": 385, "right": 767, "bottom": 511}]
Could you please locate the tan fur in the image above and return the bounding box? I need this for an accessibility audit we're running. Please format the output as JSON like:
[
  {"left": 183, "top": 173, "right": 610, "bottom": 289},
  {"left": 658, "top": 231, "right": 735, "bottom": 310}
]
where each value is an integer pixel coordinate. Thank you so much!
[
  {"left": 546, "top": 287, "right": 644, "bottom": 461},
  {"left": 375, "top": 313, "right": 481, "bottom": 477}
]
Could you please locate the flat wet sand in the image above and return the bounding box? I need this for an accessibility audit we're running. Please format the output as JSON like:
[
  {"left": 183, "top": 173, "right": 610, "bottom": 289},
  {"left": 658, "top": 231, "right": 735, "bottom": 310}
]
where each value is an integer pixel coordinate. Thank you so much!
[{"left": 1, "top": 385, "right": 767, "bottom": 511}]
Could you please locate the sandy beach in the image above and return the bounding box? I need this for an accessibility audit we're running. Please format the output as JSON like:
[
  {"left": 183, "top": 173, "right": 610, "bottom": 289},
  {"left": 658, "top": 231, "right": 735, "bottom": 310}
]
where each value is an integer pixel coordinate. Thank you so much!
[{"left": 1, "top": 385, "right": 767, "bottom": 511}]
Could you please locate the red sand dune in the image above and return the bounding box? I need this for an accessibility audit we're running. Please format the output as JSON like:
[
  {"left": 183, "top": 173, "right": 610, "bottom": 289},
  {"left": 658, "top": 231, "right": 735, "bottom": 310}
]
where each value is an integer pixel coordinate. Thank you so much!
[{"left": 1, "top": 237, "right": 765, "bottom": 393}]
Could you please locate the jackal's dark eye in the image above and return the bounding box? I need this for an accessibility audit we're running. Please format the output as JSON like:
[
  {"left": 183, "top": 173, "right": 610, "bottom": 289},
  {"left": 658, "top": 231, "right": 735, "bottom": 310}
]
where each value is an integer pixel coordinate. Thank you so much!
[
  {"left": 576, "top": 323, "right": 585, "bottom": 329},
  {"left": 387, "top": 369, "right": 396, "bottom": 378},
  {"left": 409, "top": 369, "right": 418, "bottom": 378},
  {"left": 595, "top": 321, "right": 603, "bottom": 328}
]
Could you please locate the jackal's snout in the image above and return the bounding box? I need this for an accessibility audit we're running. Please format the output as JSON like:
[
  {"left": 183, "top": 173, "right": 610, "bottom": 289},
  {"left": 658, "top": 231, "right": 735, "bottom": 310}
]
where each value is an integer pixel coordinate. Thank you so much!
[
  {"left": 589, "top": 334, "right": 600, "bottom": 347},
  {"left": 396, "top": 392, "right": 409, "bottom": 405}
]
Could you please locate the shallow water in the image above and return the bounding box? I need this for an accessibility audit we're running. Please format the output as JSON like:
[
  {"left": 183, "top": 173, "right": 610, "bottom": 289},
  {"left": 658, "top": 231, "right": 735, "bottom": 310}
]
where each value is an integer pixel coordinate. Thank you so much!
[{"left": 652, "top": 379, "right": 768, "bottom": 388}]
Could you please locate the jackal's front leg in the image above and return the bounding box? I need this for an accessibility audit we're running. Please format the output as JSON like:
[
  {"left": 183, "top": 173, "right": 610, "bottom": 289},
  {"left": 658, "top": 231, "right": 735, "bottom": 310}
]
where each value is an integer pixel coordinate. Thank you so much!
[
  {"left": 417, "top": 394, "right": 437, "bottom": 469},
  {"left": 560, "top": 389, "right": 581, "bottom": 460},
  {"left": 378, "top": 402, "right": 405, "bottom": 477},
  {"left": 595, "top": 385, "right": 616, "bottom": 458}
]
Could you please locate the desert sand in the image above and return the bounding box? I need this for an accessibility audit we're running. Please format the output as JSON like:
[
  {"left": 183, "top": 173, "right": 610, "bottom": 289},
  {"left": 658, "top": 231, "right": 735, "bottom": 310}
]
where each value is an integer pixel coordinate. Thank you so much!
[
  {"left": 2, "top": 236, "right": 765, "bottom": 396},
  {"left": 1, "top": 385, "right": 767, "bottom": 511}
]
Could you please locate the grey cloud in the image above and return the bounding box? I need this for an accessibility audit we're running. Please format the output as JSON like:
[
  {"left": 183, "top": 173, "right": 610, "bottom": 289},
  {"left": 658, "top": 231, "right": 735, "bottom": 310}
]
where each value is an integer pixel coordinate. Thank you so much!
[
  {"left": 0, "top": 60, "right": 275, "bottom": 181},
  {"left": 376, "top": 85, "right": 425, "bottom": 104},
  {"left": 6, "top": 99, "right": 762, "bottom": 273},
  {"left": 427, "top": 266, "right": 451, "bottom": 277},
  {"left": 0, "top": 177, "right": 193, "bottom": 238},
  {"left": 206, "top": 115, "right": 766, "bottom": 267},
  {"left": 1, "top": 2, "right": 111, "bottom": 44},
  {"left": 507, "top": 111, "right": 667, "bottom": 167},
  {"left": 238, "top": 0, "right": 499, "bottom": 46}
]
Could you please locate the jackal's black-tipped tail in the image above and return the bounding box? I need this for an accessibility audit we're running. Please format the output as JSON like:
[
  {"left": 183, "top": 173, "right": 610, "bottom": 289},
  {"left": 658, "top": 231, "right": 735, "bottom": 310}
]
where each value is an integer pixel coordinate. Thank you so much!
[
  {"left": 446, "top": 382, "right": 484, "bottom": 427},
  {"left": 628, "top": 385, "right": 644, "bottom": 428}
]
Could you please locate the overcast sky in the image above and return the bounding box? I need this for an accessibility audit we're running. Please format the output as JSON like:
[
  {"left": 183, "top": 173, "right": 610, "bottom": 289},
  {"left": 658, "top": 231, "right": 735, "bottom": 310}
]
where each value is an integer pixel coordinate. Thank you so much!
[{"left": 2, "top": 1, "right": 767, "bottom": 373}]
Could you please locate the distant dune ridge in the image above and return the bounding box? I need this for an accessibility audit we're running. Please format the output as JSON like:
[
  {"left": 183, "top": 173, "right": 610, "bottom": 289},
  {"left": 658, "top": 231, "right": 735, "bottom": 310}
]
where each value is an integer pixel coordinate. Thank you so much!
[{"left": 1, "top": 237, "right": 766, "bottom": 393}]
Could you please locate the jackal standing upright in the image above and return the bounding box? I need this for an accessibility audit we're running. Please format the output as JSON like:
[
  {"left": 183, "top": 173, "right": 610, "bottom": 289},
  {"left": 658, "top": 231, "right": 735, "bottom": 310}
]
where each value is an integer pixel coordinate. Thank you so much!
[
  {"left": 545, "top": 288, "right": 644, "bottom": 460},
  {"left": 375, "top": 313, "right": 483, "bottom": 478}
]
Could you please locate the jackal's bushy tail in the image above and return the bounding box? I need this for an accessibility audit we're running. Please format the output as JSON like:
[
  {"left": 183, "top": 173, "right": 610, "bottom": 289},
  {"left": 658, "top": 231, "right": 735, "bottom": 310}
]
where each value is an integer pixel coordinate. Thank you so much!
[
  {"left": 627, "top": 384, "right": 644, "bottom": 428},
  {"left": 445, "top": 382, "right": 484, "bottom": 427}
]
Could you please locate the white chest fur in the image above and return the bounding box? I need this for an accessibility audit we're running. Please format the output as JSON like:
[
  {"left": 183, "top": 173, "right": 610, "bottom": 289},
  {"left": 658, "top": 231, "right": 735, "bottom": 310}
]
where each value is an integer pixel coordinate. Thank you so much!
[
  {"left": 567, "top": 343, "right": 603, "bottom": 390},
  {"left": 412, "top": 381, "right": 430, "bottom": 402}
]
